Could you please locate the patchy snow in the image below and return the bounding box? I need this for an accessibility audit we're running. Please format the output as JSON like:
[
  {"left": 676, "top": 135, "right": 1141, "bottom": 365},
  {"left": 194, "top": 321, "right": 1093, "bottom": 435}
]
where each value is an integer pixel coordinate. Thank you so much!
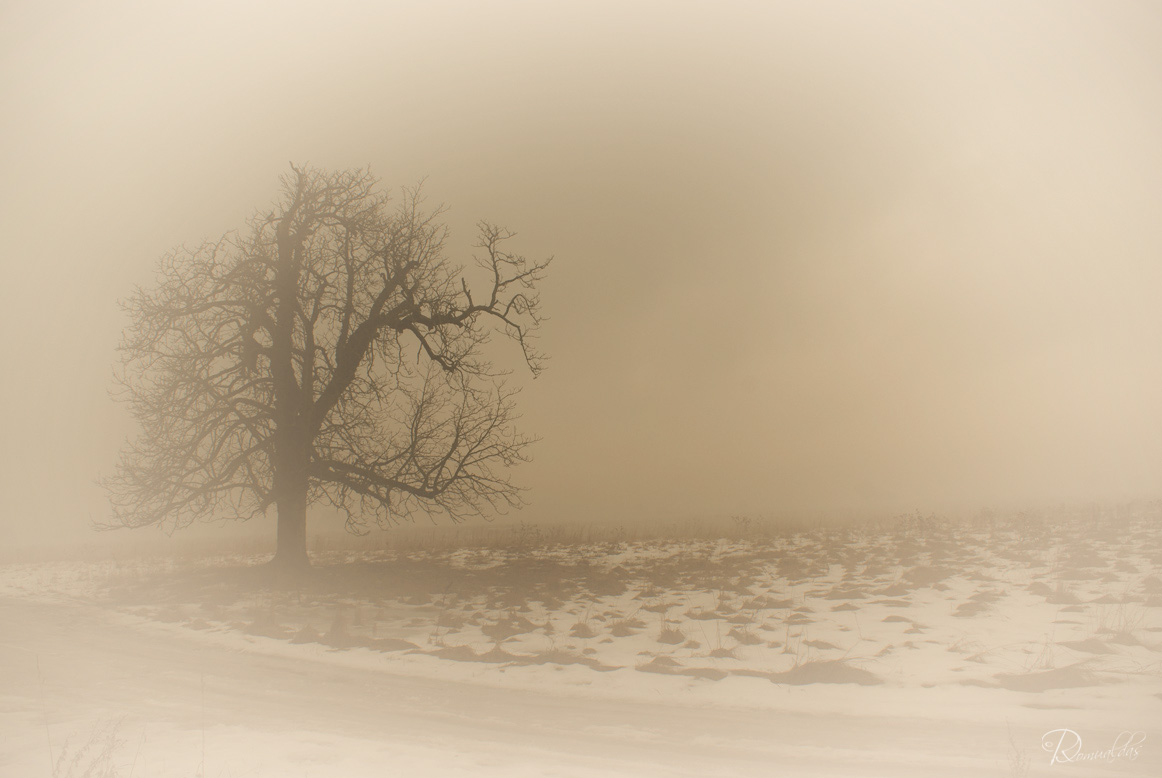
[{"left": 2, "top": 514, "right": 1160, "bottom": 776}]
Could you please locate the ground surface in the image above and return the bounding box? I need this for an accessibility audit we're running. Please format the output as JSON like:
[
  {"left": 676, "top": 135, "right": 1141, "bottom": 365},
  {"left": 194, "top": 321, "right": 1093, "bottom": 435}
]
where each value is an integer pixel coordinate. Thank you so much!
[{"left": 2, "top": 513, "right": 1160, "bottom": 776}]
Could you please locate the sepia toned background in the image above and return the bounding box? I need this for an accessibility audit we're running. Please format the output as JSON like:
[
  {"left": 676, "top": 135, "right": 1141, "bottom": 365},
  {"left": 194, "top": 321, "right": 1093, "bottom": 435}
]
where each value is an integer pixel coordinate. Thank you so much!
[{"left": 2, "top": 0, "right": 1161, "bottom": 550}]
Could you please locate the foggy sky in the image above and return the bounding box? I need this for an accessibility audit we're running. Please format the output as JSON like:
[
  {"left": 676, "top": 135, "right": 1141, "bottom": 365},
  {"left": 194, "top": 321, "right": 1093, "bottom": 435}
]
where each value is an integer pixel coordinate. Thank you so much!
[{"left": 3, "top": 0, "right": 1161, "bottom": 547}]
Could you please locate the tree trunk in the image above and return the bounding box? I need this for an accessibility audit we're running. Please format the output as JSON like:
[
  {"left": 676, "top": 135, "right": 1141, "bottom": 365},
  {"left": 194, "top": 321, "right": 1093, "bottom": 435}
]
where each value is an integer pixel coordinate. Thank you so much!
[
  {"left": 268, "top": 206, "right": 312, "bottom": 573},
  {"left": 272, "top": 485, "right": 310, "bottom": 570}
]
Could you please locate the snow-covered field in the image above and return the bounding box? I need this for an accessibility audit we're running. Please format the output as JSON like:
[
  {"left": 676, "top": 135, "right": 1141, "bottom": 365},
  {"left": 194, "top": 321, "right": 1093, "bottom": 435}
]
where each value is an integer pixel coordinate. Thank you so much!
[{"left": 2, "top": 512, "right": 1160, "bottom": 776}]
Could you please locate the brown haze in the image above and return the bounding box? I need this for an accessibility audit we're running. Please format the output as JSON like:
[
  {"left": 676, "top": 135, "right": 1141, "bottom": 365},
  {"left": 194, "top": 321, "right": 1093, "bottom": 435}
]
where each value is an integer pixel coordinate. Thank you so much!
[{"left": 2, "top": 1, "right": 1160, "bottom": 549}]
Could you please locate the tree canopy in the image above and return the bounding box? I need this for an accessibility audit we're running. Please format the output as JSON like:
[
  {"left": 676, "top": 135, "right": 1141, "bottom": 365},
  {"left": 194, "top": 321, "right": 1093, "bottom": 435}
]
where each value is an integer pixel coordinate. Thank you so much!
[{"left": 106, "top": 166, "right": 551, "bottom": 566}]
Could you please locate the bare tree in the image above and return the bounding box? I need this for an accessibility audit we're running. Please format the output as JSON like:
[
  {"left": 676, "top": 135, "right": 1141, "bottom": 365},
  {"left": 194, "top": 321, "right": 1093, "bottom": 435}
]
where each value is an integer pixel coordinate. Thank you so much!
[{"left": 105, "top": 166, "right": 550, "bottom": 568}]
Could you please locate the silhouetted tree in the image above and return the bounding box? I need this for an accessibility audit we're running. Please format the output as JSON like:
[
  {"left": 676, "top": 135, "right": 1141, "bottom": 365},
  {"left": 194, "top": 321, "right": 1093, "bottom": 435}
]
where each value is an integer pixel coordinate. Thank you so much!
[{"left": 106, "top": 166, "right": 550, "bottom": 568}]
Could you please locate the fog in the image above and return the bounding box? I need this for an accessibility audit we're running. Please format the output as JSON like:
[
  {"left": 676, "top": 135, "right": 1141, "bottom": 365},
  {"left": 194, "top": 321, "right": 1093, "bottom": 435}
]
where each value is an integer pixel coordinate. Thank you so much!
[{"left": 3, "top": 0, "right": 1161, "bottom": 549}]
